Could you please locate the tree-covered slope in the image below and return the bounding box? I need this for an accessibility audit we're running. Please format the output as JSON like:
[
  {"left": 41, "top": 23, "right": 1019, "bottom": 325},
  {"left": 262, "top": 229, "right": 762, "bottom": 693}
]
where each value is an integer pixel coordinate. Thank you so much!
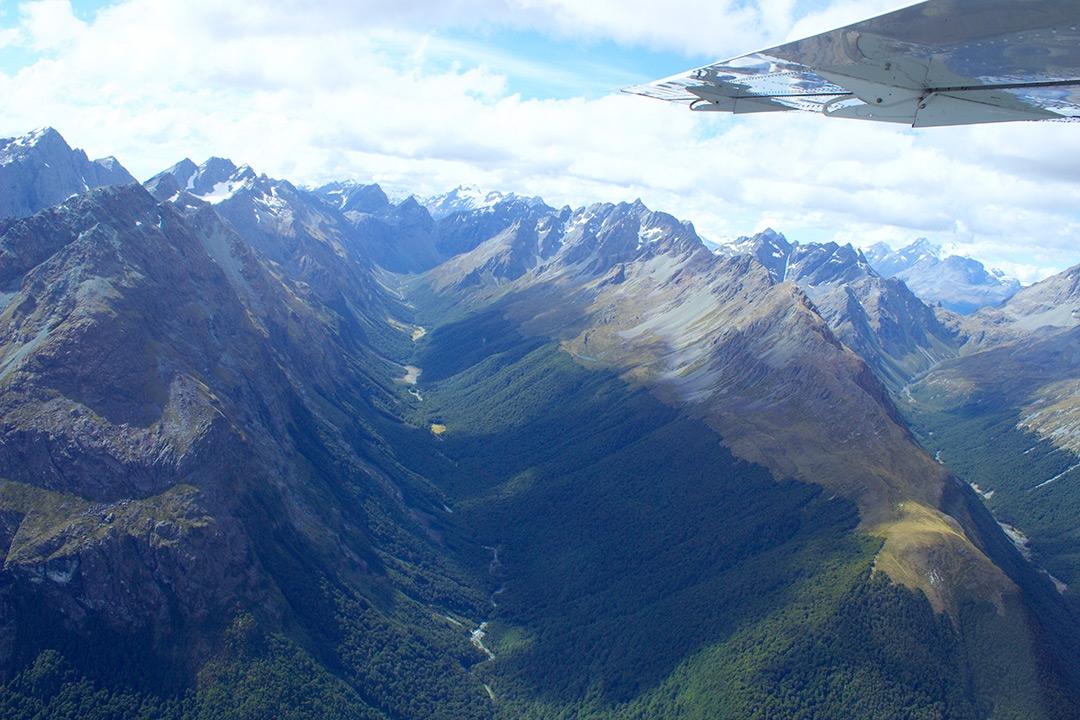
[
  {"left": 392, "top": 300, "right": 1078, "bottom": 719},
  {"left": 0, "top": 183, "right": 498, "bottom": 719},
  {"left": 0, "top": 128, "right": 1079, "bottom": 718}
]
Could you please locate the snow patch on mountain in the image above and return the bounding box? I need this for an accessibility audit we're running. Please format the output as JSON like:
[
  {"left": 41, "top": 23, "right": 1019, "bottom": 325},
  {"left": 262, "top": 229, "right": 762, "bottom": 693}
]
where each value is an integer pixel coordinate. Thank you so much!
[
  {"left": 421, "top": 185, "right": 548, "bottom": 220},
  {"left": 0, "top": 127, "right": 59, "bottom": 165},
  {"left": 145, "top": 158, "right": 266, "bottom": 207},
  {"left": 0, "top": 127, "right": 137, "bottom": 219},
  {"left": 865, "top": 239, "right": 1020, "bottom": 314}
]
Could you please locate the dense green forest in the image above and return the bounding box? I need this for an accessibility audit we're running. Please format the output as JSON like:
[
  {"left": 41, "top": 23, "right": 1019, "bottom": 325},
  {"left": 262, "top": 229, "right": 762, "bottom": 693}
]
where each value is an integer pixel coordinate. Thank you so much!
[
  {"left": 384, "top": 305, "right": 1043, "bottom": 719},
  {"left": 903, "top": 396, "right": 1080, "bottom": 595},
  {"left": 5, "top": 291, "right": 1080, "bottom": 718}
]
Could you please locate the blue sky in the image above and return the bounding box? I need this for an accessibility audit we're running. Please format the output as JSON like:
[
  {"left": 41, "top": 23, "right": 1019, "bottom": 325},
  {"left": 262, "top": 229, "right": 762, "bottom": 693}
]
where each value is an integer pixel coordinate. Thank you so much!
[
  {"left": 5, "top": 0, "right": 723, "bottom": 99},
  {"left": 432, "top": 29, "right": 714, "bottom": 101},
  {"left": 2, "top": 0, "right": 1079, "bottom": 282}
]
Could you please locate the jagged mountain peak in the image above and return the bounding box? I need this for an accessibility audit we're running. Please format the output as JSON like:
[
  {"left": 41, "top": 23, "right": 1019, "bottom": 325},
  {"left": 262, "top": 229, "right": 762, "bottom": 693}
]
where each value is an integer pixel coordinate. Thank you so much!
[
  {"left": 729, "top": 227, "right": 791, "bottom": 252},
  {"left": 865, "top": 240, "right": 892, "bottom": 259},
  {"left": 0, "top": 127, "right": 136, "bottom": 219},
  {"left": 190, "top": 157, "right": 238, "bottom": 192},
  {"left": 146, "top": 158, "right": 273, "bottom": 206},
  {"left": 727, "top": 231, "right": 875, "bottom": 287},
  {"left": 428, "top": 197, "right": 709, "bottom": 294},
  {"left": 313, "top": 180, "right": 391, "bottom": 215},
  {"left": 396, "top": 194, "right": 424, "bottom": 212},
  {"left": 697, "top": 231, "right": 953, "bottom": 391},
  {"left": 421, "top": 184, "right": 549, "bottom": 221},
  {"left": 904, "top": 237, "right": 942, "bottom": 259},
  {"left": 0, "top": 126, "right": 67, "bottom": 161},
  {"left": 730, "top": 230, "right": 793, "bottom": 281},
  {"left": 864, "top": 238, "right": 942, "bottom": 271},
  {"left": 786, "top": 241, "right": 877, "bottom": 286},
  {"left": 560, "top": 200, "right": 703, "bottom": 263},
  {"left": 865, "top": 239, "right": 1020, "bottom": 313}
]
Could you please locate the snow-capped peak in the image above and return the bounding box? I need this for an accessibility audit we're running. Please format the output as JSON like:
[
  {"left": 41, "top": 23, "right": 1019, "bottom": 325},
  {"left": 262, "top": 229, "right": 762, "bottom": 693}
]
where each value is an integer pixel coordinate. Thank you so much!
[
  {"left": 903, "top": 237, "right": 943, "bottom": 261},
  {"left": 723, "top": 227, "right": 792, "bottom": 256},
  {"left": 0, "top": 127, "right": 64, "bottom": 166},
  {"left": 863, "top": 238, "right": 1021, "bottom": 312},
  {"left": 420, "top": 185, "right": 547, "bottom": 220}
]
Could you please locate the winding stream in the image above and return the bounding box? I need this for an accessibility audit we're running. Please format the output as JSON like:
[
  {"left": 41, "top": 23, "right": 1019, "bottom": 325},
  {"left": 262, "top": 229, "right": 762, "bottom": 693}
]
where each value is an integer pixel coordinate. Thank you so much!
[{"left": 468, "top": 546, "right": 506, "bottom": 662}]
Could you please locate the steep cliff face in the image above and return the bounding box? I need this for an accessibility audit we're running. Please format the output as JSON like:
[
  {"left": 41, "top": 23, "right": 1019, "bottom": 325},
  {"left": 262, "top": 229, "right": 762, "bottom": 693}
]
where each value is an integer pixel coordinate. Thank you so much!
[
  {"left": 415, "top": 201, "right": 1014, "bottom": 618},
  {"left": 0, "top": 184, "right": 282, "bottom": 670},
  {"left": 3, "top": 130, "right": 1080, "bottom": 718},
  {"left": 734, "top": 230, "right": 960, "bottom": 391},
  {"left": 0, "top": 128, "right": 135, "bottom": 220},
  {"left": 0, "top": 182, "right": 494, "bottom": 716}
]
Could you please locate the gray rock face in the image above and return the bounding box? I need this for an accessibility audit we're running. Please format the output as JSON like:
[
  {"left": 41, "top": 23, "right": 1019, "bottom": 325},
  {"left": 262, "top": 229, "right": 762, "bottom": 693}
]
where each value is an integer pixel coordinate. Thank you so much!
[
  {"left": 0, "top": 128, "right": 136, "bottom": 219},
  {"left": 420, "top": 185, "right": 548, "bottom": 221},
  {"left": 732, "top": 230, "right": 960, "bottom": 390},
  {"left": 864, "top": 238, "right": 1021, "bottom": 314},
  {"left": 733, "top": 230, "right": 876, "bottom": 287},
  {"left": 0, "top": 184, "right": 282, "bottom": 662},
  {"left": 314, "top": 180, "right": 391, "bottom": 215},
  {"left": 0, "top": 180, "right": 476, "bottom": 682}
]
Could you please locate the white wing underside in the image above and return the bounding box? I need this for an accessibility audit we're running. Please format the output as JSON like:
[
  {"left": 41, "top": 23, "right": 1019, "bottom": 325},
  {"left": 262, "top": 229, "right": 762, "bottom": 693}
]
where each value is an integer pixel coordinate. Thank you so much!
[{"left": 625, "top": 0, "right": 1080, "bottom": 126}]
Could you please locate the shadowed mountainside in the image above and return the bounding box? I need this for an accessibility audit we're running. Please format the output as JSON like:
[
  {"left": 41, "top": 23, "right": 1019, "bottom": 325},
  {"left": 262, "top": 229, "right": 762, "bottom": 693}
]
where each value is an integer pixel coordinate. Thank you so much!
[
  {"left": 0, "top": 128, "right": 135, "bottom": 220},
  {"left": 0, "top": 128, "right": 1078, "bottom": 718}
]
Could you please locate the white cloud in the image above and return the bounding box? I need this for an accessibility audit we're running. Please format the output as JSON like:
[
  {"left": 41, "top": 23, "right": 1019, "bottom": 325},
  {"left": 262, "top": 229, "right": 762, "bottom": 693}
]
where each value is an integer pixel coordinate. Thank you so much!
[
  {"left": 0, "top": 22, "right": 19, "bottom": 50},
  {"left": 499, "top": 0, "right": 922, "bottom": 56},
  {"left": 0, "top": 0, "right": 1078, "bottom": 281},
  {"left": 18, "top": 0, "right": 87, "bottom": 51},
  {"left": 784, "top": 0, "right": 919, "bottom": 42}
]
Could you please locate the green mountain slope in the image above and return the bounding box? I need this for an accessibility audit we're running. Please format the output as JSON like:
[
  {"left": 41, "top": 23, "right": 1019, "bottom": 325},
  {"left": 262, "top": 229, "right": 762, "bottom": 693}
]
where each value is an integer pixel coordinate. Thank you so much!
[
  {"left": 901, "top": 267, "right": 1080, "bottom": 595},
  {"left": 0, "top": 132, "right": 1079, "bottom": 718},
  {"left": 0, "top": 184, "right": 497, "bottom": 719},
  {"left": 394, "top": 300, "right": 1076, "bottom": 719}
]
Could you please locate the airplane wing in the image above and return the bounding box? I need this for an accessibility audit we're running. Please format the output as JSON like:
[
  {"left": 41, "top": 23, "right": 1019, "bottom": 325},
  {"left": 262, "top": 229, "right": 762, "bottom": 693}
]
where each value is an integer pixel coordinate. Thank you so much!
[{"left": 624, "top": 0, "right": 1080, "bottom": 126}]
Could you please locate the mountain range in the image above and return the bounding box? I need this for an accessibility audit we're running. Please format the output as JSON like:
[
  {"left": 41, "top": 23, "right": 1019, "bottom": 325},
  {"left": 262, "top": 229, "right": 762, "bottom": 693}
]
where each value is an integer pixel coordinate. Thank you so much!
[
  {"left": 864, "top": 238, "right": 1022, "bottom": 314},
  {"left": 0, "top": 128, "right": 135, "bottom": 219},
  {"left": 0, "top": 127, "right": 1079, "bottom": 719}
]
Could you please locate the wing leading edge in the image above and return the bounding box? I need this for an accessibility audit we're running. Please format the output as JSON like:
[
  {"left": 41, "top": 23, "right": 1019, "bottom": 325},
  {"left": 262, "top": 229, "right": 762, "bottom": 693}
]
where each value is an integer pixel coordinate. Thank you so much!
[{"left": 625, "top": 0, "right": 1080, "bottom": 126}]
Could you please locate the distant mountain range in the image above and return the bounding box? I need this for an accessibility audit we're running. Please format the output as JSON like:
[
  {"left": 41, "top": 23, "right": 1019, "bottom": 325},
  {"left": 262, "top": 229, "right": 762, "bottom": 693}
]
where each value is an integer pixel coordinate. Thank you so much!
[
  {"left": 1, "top": 128, "right": 1080, "bottom": 719},
  {"left": 729, "top": 229, "right": 959, "bottom": 390},
  {"left": 417, "top": 184, "right": 550, "bottom": 221},
  {"left": 864, "top": 237, "right": 1021, "bottom": 313},
  {"left": 723, "top": 231, "right": 1022, "bottom": 315}
]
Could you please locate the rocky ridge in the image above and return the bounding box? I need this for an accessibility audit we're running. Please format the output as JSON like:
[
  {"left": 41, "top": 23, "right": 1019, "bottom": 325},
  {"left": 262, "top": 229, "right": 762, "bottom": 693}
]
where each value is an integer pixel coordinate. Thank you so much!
[
  {"left": 865, "top": 238, "right": 1021, "bottom": 314},
  {"left": 1, "top": 127, "right": 1079, "bottom": 717},
  {"left": 0, "top": 128, "right": 135, "bottom": 220},
  {"left": 418, "top": 201, "right": 1014, "bottom": 616},
  {"left": 733, "top": 230, "right": 961, "bottom": 390}
]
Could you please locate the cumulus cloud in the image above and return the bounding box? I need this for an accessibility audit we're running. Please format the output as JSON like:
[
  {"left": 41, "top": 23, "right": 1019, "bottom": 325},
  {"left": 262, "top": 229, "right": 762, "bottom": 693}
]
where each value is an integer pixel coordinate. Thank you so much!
[
  {"left": 16, "top": 0, "right": 87, "bottom": 51},
  {"left": 0, "top": 0, "right": 1078, "bottom": 280},
  {"left": 0, "top": 28, "right": 19, "bottom": 51}
]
